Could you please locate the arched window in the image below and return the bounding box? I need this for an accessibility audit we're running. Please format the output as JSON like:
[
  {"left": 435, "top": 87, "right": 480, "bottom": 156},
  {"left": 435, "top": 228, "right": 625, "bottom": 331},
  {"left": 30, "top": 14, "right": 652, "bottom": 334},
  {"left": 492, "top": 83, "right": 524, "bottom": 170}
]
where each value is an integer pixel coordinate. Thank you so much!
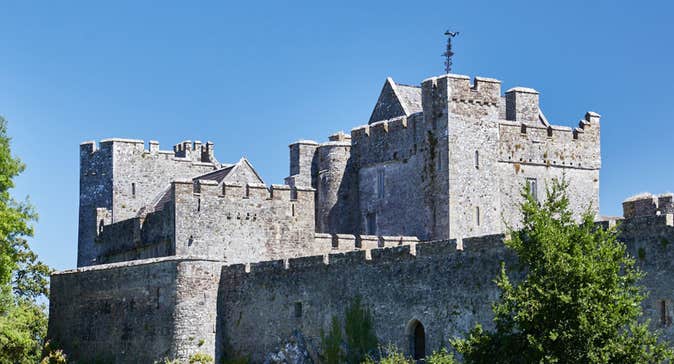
[{"left": 407, "top": 319, "right": 426, "bottom": 359}]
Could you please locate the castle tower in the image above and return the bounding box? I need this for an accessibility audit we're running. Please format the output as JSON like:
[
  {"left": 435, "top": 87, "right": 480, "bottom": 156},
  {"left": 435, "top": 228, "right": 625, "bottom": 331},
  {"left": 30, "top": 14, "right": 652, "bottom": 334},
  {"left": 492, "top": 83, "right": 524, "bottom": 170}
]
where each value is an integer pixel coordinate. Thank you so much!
[
  {"left": 422, "top": 74, "right": 503, "bottom": 240},
  {"left": 315, "top": 132, "right": 358, "bottom": 234},
  {"left": 77, "top": 139, "right": 219, "bottom": 266}
]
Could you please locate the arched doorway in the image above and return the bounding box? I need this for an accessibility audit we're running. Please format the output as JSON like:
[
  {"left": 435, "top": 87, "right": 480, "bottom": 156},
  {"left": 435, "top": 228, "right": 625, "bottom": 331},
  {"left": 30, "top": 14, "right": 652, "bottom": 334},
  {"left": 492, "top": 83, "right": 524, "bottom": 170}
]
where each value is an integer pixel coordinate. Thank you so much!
[{"left": 407, "top": 319, "right": 426, "bottom": 360}]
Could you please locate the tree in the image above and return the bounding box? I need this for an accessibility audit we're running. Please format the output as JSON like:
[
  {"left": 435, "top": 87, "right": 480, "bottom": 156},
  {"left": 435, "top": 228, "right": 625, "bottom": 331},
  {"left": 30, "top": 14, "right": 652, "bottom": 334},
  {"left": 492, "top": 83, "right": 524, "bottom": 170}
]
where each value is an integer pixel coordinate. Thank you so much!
[
  {"left": 453, "top": 178, "right": 674, "bottom": 363},
  {"left": 0, "top": 116, "right": 52, "bottom": 363},
  {"left": 321, "top": 316, "right": 344, "bottom": 364},
  {"left": 344, "top": 296, "right": 378, "bottom": 364}
]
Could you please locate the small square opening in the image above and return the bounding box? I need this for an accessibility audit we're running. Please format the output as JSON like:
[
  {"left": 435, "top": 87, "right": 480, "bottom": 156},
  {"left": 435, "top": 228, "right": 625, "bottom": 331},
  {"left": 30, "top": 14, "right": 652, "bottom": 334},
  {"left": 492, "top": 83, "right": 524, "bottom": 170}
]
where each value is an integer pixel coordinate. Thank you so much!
[{"left": 294, "top": 302, "right": 303, "bottom": 318}]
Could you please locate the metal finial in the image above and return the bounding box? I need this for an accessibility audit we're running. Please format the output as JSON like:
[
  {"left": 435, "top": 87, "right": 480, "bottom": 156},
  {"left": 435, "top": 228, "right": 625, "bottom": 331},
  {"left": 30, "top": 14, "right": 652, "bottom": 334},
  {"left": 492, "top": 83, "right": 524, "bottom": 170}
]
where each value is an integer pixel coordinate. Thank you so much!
[{"left": 443, "top": 30, "right": 460, "bottom": 74}]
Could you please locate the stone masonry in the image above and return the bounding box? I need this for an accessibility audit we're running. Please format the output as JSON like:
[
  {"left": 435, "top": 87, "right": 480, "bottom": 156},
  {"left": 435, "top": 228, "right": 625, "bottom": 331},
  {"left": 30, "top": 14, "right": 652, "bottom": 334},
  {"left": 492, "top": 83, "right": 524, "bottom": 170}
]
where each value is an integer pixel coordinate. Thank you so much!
[{"left": 49, "top": 71, "right": 617, "bottom": 363}]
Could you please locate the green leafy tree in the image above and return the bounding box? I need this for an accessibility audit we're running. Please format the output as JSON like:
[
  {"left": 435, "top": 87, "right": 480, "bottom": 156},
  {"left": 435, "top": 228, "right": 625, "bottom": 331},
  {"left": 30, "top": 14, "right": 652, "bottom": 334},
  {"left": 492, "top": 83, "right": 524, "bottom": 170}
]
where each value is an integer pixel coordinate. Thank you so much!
[
  {"left": 344, "top": 296, "right": 378, "bottom": 364},
  {"left": 452, "top": 178, "right": 674, "bottom": 363},
  {"left": 0, "top": 117, "right": 52, "bottom": 363}
]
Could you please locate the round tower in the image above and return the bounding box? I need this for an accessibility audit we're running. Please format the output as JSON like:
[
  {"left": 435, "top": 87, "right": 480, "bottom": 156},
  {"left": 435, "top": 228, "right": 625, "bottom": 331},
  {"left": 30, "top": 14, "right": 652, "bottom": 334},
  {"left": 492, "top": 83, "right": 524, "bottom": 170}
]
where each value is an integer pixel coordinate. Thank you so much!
[{"left": 316, "top": 132, "right": 353, "bottom": 233}]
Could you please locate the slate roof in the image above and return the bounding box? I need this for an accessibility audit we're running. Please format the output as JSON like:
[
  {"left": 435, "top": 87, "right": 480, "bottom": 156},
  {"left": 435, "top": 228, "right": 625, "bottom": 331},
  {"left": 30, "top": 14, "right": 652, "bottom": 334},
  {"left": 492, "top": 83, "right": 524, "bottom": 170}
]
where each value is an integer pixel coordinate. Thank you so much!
[
  {"left": 194, "top": 164, "right": 235, "bottom": 182},
  {"left": 394, "top": 83, "right": 422, "bottom": 114},
  {"left": 193, "top": 157, "right": 264, "bottom": 185}
]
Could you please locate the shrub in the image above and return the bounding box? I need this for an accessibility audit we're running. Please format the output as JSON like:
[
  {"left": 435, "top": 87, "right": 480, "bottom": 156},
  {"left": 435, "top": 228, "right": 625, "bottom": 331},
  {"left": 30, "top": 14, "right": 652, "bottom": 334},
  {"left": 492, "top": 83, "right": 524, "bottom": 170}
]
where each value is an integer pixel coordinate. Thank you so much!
[
  {"left": 40, "top": 341, "right": 67, "bottom": 364},
  {"left": 344, "top": 296, "right": 378, "bottom": 364},
  {"left": 321, "top": 316, "right": 344, "bottom": 364},
  {"left": 363, "top": 344, "right": 413, "bottom": 364},
  {"left": 426, "top": 348, "right": 457, "bottom": 364},
  {"left": 189, "top": 352, "right": 214, "bottom": 364}
]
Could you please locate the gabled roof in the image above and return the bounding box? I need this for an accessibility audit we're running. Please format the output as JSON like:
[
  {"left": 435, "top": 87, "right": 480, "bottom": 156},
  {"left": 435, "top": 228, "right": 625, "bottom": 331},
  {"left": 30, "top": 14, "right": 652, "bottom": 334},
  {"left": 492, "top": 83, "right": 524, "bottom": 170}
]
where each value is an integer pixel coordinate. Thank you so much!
[
  {"left": 394, "top": 83, "right": 422, "bottom": 114},
  {"left": 368, "top": 77, "right": 422, "bottom": 124},
  {"left": 194, "top": 157, "right": 264, "bottom": 185},
  {"left": 141, "top": 158, "right": 264, "bottom": 215}
]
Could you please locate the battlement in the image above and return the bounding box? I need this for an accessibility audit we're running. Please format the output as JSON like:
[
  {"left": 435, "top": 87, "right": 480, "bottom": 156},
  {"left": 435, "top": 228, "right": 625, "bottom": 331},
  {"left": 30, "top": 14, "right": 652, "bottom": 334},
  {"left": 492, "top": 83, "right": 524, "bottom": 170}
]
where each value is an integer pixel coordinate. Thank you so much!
[
  {"left": 222, "top": 234, "right": 505, "bottom": 277},
  {"left": 313, "top": 233, "right": 420, "bottom": 253},
  {"left": 177, "top": 179, "right": 314, "bottom": 201},
  {"left": 80, "top": 138, "right": 218, "bottom": 165},
  {"left": 498, "top": 111, "right": 601, "bottom": 170},
  {"left": 623, "top": 193, "right": 674, "bottom": 219},
  {"left": 421, "top": 74, "right": 502, "bottom": 106},
  {"left": 351, "top": 113, "right": 426, "bottom": 166}
]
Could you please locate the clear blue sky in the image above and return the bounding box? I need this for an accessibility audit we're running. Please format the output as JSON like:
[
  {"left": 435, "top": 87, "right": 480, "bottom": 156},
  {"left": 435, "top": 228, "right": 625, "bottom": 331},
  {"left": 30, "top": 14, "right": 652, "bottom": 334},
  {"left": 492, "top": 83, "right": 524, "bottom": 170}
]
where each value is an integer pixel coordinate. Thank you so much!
[{"left": 1, "top": 1, "right": 672, "bottom": 270}]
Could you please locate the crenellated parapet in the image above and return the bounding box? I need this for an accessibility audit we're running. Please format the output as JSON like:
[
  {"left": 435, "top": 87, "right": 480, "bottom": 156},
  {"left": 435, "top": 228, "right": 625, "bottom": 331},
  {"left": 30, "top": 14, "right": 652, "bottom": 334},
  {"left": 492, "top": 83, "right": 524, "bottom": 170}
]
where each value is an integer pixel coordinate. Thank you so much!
[
  {"left": 313, "top": 233, "right": 420, "bottom": 253},
  {"left": 171, "top": 179, "right": 316, "bottom": 263},
  {"left": 498, "top": 111, "right": 601, "bottom": 170},
  {"left": 623, "top": 193, "right": 674, "bottom": 219},
  {"left": 81, "top": 138, "right": 218, "bottom": 165},
  {"left": 219, "top": 233, "right": 505, "bottom": 279}
]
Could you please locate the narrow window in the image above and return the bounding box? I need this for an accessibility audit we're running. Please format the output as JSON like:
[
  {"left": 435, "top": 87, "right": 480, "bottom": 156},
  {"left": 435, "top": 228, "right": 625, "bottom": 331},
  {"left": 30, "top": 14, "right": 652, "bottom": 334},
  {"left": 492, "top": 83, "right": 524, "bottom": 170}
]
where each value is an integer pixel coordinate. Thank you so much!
[
  {"left": 436, "top": 153, "right": 442, "bottom": 171},
  {"left": 197, "top": 198, "right": 201, "bottom": 212},
  {"left": 291, "top": 203, "right": 296, "bottom": 217},
  {"left": 377, "top": 170, "right": 385, "bottom": 199},
  {"left": 526, "top": 178, "right": 538, "bottom": 202},
  {"left": 366, "top": 213, "right": 377, "bottom": 235},
  {"left": 131, "top": 183, "right": 136, "bottom": 197},
  {"left": 474, "top": 150, "right": 480, "bottom": 169},
  {"left": 521, "top": 124, "right": 527, "bottom": 134},
  {"left": 475, "top": 206, "right": 480, "bottom": 227},
  {"left": 661, "top": 300, "right": 671, "bottom": 326},
  {"left": 547, "top": 126, "right": 553, "bottom": 138},
  {"left": 294, "top": 302, "right": 303, "bottom": 318}
]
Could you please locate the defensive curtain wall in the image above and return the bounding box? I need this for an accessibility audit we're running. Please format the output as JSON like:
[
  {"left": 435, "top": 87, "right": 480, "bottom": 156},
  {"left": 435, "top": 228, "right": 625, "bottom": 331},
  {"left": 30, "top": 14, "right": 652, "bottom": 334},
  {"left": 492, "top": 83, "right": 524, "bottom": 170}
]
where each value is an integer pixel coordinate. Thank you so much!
[{"left": 49, "top": 198, "right": 674, "bottom": 362}]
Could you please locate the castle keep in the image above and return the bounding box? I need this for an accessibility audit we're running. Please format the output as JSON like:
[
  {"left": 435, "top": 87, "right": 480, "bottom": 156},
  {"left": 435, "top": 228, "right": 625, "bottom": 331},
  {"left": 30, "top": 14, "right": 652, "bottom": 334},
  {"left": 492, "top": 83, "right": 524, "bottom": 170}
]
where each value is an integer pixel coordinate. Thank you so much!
[
  {"left": 76, "top": 74, "right": 600, "bottom": 268},
  {"left": 51, "top": 72, "right": 654, "bottom": 363}
]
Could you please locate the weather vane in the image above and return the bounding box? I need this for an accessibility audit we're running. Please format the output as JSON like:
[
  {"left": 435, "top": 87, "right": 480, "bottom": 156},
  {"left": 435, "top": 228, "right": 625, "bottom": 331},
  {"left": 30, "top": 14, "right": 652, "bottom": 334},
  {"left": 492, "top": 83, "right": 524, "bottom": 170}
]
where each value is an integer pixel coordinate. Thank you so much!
[{"left": 443, "top": 30, "right": 460, "bottom": 74}]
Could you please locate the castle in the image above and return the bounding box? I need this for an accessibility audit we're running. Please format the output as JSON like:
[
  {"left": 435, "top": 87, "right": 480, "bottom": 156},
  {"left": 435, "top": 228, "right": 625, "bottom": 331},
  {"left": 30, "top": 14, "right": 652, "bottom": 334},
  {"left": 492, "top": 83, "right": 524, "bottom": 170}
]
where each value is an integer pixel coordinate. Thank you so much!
[{"left": 49, "top": 73, "right": 672, "bottom": 363}]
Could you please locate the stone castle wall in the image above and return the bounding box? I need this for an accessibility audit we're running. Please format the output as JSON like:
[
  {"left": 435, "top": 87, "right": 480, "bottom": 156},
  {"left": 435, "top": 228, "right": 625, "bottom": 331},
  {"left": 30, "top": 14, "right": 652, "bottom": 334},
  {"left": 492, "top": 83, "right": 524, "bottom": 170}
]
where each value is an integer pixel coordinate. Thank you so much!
[
  {"left": 79, "top": 139, "right": 218, "bottom": 266},
  {"left": 48, "top": 235, "right": 509, "bottom": 363},
  {"left": 217, "top": 234, "right": 509, "bottom": 362},
  {"left": 50, "top": 212, "right": 674, "bottom": 363},
  {"left": 48, "top": 257, "right": 183, "bottom": 363},
  {"left": 351, "top": 114, "right": 433, "bottom": 239},
  {"left": 172, "top": 180, "right": 317, "bottom": 264}
]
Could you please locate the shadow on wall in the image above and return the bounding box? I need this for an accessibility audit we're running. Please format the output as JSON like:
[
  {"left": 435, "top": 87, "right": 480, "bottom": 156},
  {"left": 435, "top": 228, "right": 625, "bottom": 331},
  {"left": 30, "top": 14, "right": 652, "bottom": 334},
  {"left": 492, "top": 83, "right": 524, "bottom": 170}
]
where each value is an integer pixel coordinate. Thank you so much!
[{"left": 327, "top": 156, "right": 361, "bottom": 235}]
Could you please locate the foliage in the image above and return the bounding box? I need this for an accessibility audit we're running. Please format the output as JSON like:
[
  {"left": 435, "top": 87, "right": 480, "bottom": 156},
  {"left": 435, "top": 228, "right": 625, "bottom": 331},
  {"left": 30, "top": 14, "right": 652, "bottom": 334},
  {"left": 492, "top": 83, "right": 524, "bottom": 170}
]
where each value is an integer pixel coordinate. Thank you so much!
[
  {"left": 0, "top": 116, "right": 51, "bottom": 363},
  {"left": 344, "top": 296, "right": 378, "bottom": 364},
  {"left": 363, "top": 344, "right": 413, "bottom": 364},
  {"left": 40, "top": 341, "right": 67, "bottom": 364},
  {"left": 0, "top": 289, "right": 47, "bottom": 363},
  {"left": 320, "top": 296, "right": 378, "bottom": 364},
  {"left": 321, "top": 316, "right": 344, "bottom": 364},
  {"left": 189, "top": 352, "right": 214, "bottom": 364},
  {"left": 452, "top": 178, "right": 674, "bottom": 363},
  {"left": 426, "top": 348, "right": 458, "bottom": 364}
]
